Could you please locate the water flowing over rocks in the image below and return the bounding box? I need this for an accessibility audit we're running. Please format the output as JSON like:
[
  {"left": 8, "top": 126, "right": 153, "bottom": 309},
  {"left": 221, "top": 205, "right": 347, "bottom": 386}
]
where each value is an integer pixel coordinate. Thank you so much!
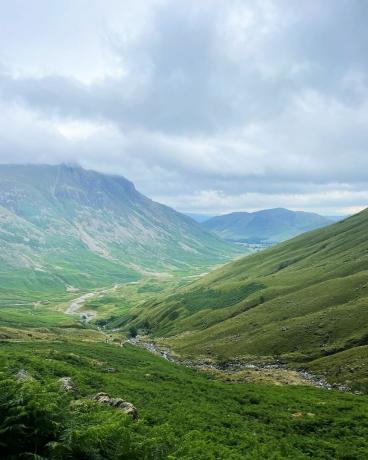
[{"left": 127, "top": 336, "right": 337, "bottom": 390}]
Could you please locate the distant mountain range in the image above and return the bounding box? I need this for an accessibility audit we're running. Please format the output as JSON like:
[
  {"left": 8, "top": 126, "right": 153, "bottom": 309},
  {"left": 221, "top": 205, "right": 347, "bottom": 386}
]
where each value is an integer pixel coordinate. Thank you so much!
[
  {"left": 201, "top": 208, "right": 343, "bottom": 243},
  {"left": 0, "top": 164, "right": 241, "bottom": 293},
  {"left": 185, "top": 213, "right": 215, "bottom": 223}
]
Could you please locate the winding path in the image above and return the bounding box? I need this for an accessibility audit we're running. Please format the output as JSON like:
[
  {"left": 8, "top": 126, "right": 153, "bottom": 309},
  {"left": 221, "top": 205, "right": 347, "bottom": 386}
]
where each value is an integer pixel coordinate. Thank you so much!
[{"left": 65, "top": 284, "right": 120, "bottom": 321}]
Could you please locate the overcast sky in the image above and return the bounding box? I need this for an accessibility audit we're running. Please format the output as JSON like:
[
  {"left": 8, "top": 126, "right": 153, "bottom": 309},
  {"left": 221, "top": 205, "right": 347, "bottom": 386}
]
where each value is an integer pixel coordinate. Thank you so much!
[{"left": 0, "top": 0, "right": 367, "bottom": 215}]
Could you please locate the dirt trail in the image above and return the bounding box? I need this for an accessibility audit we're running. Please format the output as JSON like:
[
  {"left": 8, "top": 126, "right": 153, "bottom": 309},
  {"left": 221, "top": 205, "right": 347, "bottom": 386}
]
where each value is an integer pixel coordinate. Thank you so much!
[
  {"left": 65, "top": 284, "right": 120, "bottom": 321},
  {"left": 65, "top": 292, "right": 97, "bottom": 316}
]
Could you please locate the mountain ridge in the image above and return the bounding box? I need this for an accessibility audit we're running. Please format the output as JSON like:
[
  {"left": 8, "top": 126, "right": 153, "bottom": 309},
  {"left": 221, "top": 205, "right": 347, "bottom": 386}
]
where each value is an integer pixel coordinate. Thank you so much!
[
  {"left": 201, "top": 207, "right": 338, "bottom": 243},
  {"left": 0, "top": 164, "right": 242, "bottom": 293}
]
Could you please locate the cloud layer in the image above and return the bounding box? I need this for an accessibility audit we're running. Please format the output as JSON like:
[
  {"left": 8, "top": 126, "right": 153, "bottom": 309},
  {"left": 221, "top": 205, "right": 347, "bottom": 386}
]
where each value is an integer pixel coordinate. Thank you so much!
[{"left": 0, "top": 0, "right": 367, "bottom": 215}]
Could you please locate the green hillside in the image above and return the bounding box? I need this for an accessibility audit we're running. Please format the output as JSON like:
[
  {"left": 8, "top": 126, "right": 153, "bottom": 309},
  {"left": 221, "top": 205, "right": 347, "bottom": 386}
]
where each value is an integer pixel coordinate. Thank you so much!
[
  {"left": 128, "top": 209, "right": 368, "bottom": 388},
  {"left": 202, "top": 208, "right": 337, "bottom": 243},
  {"left": 0, "top": 164, "right": 242, "bottom": 295},
  {"left": 1, "top": 340, "right": 368, "bottom": 459}
]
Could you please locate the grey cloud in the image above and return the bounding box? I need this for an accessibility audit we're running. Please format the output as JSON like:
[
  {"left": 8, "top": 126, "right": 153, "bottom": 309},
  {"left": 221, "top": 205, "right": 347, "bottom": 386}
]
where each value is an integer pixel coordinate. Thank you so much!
[
  {"left": 0, "top": 0, "right": 367, "bottom": 214},
  {"left": 5, "top": 0, "right": 367, "bottom": 133}
]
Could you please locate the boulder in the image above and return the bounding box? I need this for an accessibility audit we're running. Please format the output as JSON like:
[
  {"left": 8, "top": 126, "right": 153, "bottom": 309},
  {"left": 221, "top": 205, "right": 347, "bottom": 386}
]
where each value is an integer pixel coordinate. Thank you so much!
[
  {"left": 15, "top": 369, "right": 34, "bottom": 381},
  {"left": 92, "top": 392, "right": 138, "bottom": 420},
  {"left": 59, "top": 377, "right": 77, "bottom": 392}
]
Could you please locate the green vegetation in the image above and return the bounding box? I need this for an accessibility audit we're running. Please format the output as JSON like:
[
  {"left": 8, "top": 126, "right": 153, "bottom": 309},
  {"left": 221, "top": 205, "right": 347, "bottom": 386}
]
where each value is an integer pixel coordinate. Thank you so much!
[
  {"left": 0, "top": 164, "right": 243, "bottom": 295},
  {"left": 2, "top": 165, "right": 368, "bottom": 458},
  {"left": 128, "top": 325, "right": 138, "bottom": 337},
  {"left": 1, "top": 341, "right": 368, "bottom": 459},
  {"left": 127, "top": 210, "right": 368, "bottom": 389},
  {"left": 304, "top": 346, "right": 368, "bottom": 393},
  {"left": 82, "top": 276, "right": 203, "bottom": 328}
]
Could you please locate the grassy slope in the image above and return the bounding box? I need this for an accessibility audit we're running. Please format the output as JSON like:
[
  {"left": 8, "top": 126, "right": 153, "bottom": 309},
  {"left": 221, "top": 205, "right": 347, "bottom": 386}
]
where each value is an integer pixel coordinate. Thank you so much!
[
  {"left": 1, "top": 340, "right": 368, "bottom": 459},
  {"left": 82, "top": 275, "right": 207, "bottom": 328},
  {"left": 304, "top": 346, "right": 368, "bottom": 393},
  {"left": 128, "top": 210, "right": 368, "bottom": 386}
]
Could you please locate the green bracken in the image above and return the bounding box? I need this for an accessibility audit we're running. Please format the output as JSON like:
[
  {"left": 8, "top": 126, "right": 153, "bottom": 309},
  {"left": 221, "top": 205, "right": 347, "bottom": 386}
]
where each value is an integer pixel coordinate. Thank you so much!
[{"left": 1, "top": 341, "right": 368, "bottom": 459}]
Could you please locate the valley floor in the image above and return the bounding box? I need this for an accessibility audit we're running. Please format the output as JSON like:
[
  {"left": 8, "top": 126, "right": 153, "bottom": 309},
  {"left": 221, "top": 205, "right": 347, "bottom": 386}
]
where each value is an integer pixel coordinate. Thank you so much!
[
  {"left": 127, "top": 335, "right": 336, "bottom": 390},
  {"left": 1, "top": 266, "right": 368, "bottom": 458}
]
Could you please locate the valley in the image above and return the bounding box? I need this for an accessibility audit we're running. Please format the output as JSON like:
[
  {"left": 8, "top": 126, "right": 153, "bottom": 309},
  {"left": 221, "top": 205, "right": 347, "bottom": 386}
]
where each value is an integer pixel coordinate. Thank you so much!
[
  {"left": 1, "top": 165, "right": 368, "bottom": 459},
  {"left": 2, "top": 1, "right": 368, "bottom": 457},
  {"left": 122, "top": 209, "right": 368, "bottom": 392},
  {"left": 126, "top": 335, "right": 335, "bottom": 390},
  {"left": 0, "top": 164, "right": 243, "bottom": 295}
]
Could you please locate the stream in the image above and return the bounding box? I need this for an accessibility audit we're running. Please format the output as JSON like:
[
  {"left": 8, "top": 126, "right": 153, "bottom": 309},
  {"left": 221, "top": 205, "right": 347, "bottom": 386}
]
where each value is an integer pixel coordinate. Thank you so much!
[
  {"left": 63, "top": 290, "right": 346, "bottom": 392},
  {"left": 126, "top": 336, "right": 341, "bottom": 390}
]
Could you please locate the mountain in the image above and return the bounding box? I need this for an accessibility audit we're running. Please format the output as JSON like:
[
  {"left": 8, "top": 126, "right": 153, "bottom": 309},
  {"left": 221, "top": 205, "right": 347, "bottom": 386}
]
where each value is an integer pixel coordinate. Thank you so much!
[
  {"left": 201, "top": 208, "right": 337, "bottom": 243},
  {"left": 0, "top": 164, "right": 241, "bottom": 293},
  {"left": 185, "top": 213, "right": 215, "bottom": 223},
  {"left": 129, "top": 210, "right": 368, "bottom": 388}
]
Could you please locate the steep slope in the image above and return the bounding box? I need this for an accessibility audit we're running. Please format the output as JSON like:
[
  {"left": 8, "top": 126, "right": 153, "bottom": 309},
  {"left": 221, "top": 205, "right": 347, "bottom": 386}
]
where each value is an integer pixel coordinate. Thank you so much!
[
  {"left": 131, "top": 210, "right": 368, "bottom": 372},
  {"left": 202, "top": 208, "right": 337, "bottom": 243},
  {"left": 0, "top": 164, "right": 241, "bottom": 293}
]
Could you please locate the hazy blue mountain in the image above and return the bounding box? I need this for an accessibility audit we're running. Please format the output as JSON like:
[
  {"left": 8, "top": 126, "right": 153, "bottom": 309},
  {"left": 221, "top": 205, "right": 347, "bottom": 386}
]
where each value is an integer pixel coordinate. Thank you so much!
[
  {"left": 0, "top": 164, "right": 241, "bottom": 293},
  {"left": 325, "top": 215, "right": 347, "bottom": 222},
  {"left": 185, "top": 213, "right": 215, "bottom": 223},
  {"left": 201, "top": 208, "right": 339, "bottom": 243}
]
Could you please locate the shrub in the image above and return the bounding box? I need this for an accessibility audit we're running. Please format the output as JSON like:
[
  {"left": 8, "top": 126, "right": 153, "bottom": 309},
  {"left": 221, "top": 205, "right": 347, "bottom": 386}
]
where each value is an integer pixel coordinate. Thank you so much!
[
  {"left": 128, "top": 326, "right": 138, "bottom": 338},
  {"left": 0, "top": 379, "right": 69, "bottom": 458}
]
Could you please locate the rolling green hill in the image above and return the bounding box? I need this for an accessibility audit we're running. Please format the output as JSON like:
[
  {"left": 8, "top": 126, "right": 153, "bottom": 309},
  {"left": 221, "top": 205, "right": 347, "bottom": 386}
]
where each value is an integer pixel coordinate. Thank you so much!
[
  {"left": 202, "top": 208, "right": 337, "bottom": 243},
  {"left": 0, "top": 164, "right": 241, "bottom": 295},
  {"left": 128, "top": 209, "right": 368, "bottom": 388}
]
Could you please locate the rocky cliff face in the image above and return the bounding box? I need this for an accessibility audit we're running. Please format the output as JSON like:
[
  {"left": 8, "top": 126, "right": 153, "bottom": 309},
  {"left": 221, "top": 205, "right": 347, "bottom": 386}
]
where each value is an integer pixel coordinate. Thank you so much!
[{"left": 0, "top": 164, "right": 240, "bottom": 292}]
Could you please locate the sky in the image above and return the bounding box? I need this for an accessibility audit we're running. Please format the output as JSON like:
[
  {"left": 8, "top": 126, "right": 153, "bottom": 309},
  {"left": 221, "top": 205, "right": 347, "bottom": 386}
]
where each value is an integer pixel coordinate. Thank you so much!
[{"left": 0, "top": 0, "right": 367, "bottom": 216}]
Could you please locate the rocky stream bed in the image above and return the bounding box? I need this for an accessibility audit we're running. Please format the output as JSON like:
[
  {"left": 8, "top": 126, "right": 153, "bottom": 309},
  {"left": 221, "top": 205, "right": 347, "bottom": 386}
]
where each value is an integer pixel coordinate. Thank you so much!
[{"left": 126, "top": 336, "right": 350, "bottom": 391}]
